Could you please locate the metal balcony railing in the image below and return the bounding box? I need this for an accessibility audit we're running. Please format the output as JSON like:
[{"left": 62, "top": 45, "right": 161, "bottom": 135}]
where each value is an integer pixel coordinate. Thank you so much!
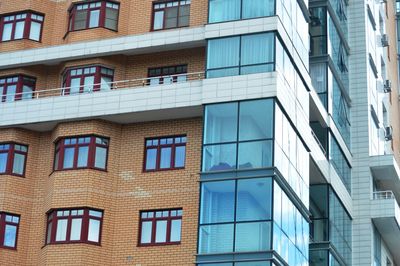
[
  {"left": 311, "top": 129, "right": 327, "bottom": 156},
  {"left": 373, "top": 190, "right": 395, "bottom": 200},
  {"left": 1, "top": 72, "right": 205, "bottom": 102}
]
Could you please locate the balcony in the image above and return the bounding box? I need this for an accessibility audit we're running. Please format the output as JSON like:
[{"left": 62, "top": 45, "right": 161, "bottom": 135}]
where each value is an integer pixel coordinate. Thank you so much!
[
  {"left": 371, "top": 191, "right": 400, "bottom": 265},
  {"left": 370, "top": 154, "right": 400, "bottom": 200}
]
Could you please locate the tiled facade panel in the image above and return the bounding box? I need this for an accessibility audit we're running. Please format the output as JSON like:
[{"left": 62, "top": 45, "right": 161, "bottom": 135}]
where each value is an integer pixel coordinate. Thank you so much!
[
  {"left": 0, "top": 0, "right": 208, "bottom": 52},
  {"left": 0, "top": 47, "right": 205, "bottom": 93},
  {"left": 0, "top": 118, "right": 202, "bottom": 266}
]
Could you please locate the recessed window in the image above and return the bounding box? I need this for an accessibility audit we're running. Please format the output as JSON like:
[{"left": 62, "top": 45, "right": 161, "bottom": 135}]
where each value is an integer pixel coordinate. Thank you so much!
[
  {"left": 152, "top": 0, "right": 190, "bottom": 30},
  {"left": 0, "top": 12, "right": 44, "bottom": 42},
  {"left": 147, "top": 65, "right": 188, "bottom": 85},
  {"left": 0, "top": 212, "right": 20, "bottom": 249},
  {"left": 68, "top": 1, "right": 119, "bottom": 32},
  {"left": 0, "top": 143, "right": 28, "bottom": 177},
  {"left": 46, "top": 208, "right": 103, "bottom": 245},
  {"left": 0, "top": 75, "right": 36, "bottom": 102},
  {"left": 54, "top": 136, "right": 109, "bottom": 171},
  {"left": 139, "top": 209, "right": 182, "bottom": 246},
  {"left": 144, "top": 136, "right": 187, "bottom": 171},
  {"left": 62, "top": 66, "right": 114, "bottom": 95}
]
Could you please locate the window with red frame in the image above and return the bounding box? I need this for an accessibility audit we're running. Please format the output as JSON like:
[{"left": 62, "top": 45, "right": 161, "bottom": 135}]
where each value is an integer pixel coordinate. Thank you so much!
[
  {"left": 46, "top": 208, "right": 103, "bottom": 245},
  {"left": 68, "top": 1, "right": 119, "bottom": 32},
  {"left": 0, "top": 12, "right": 44, "bottom": 42},
  {"left": 147, "top": 65, "right": 187, "bottom": 85},
  {"left": 152, "top": 0, "right": 190, "bottom": 30},
  {"left": 0, "top": 75, "right": 36, "bottom": 102},
  {"left": 62, "top": 66, "right": 114, "bottom": 95},
  {"left": 0, "top": 143, "right": 28, "bottom": 177},
  {"left": 0, "top": 212, "right": 20, "bottom": 249},
  {"left": 144, "top": 136, "right": 187, "bottom": 171},
  {"left": 54, "top": 136, "right": 109, "bottom": 171},
  {"left": 139, "top": 209, "right": 182, "bottom": 246}
]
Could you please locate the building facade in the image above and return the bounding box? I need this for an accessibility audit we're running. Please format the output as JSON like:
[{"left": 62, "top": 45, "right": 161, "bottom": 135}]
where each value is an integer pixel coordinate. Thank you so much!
[{"left": 0, "top": 0, "right": 399, "bottom": 265}]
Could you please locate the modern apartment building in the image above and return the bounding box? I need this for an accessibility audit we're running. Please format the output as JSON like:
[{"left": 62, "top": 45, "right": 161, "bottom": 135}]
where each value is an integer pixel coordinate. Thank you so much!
[{"left": 0, "top": 0, "right": 399, "bottom": 265}]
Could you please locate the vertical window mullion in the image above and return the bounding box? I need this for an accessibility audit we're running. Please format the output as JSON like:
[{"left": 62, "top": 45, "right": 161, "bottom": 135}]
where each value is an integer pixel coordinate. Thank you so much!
[
  {"left": 10, "top": 21, "right": 16, "bottom": 41},
  {"left": 166, "top": 215, "right": 172, "bottom": 243},
  {"left": 156, "top": 144, "right": 161, "bottom": 170},
  {"left": 23, "top": 14, "right": 31, "bottom": 39},
  {"left": 82, "top": 209, "right": 89, "bottom": 242},
  {"left": 89, "top": 137, "right": 96, "bottom": 168},
  {"left": 65, "top": 215, "right": 72, "bottom": 242},
  {"left": 0, "top": 213, "right": 4, "bottom": 246},
  {"left": 151, "top": 217, "right": 157, "bottom": 244},
  {"left": 51, "top": 213, "right": 58, "bottom": 243},
  {"left": 170, "top": 143, "right": 176, "bottom": 168},
  {"left": 7, "top": 144, "right": 15, "bottom": 174},
  {"left": 100, "top": 2, "right": 106, "bottom": 28}
]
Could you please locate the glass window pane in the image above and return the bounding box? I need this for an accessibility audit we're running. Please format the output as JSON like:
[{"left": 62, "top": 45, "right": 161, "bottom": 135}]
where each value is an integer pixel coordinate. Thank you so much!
[
  {"left": 241, "top": 33, "right": 274, "bottom": 66},
  {"left": 209, "top": 0, "right": 240, "bottom": 23},
  {"left": 22, "top": 85, "right": 33, "bottom": 100},
  {"left": 236, "top": 262, "right": 271, "bottom": 266},
  {"left": 242, "top": 0, "right": 274, "bottom": 19},
  {"left": 56, "top": 219, "right": 68, "bottom": 241},
  {"left": 239, "top": 99, "right": 273, "bottom": 141},
  {"left": 201, "top": 181, "right": 235, "bottom": 223},
  {"left": 2, "top": 23, "right": 12, "bottom": 41},
  {"left": 238, "top": 140, "right": 273, "bottom": 169},
  {"left": 83, "top": 76, "right": 95, "bottom": 92},
  {"left": 204, "top": 103, "right": 238, "bottom": 144},
  {"left": 207, "top": 37, "right": 240, "bottom": 70},
  {"left": 77, "top": 146, "right": 88, "bottom": 167},
  {"left": 207, "top": 67, "right": 239, "bottom": 78},
  {"left": 105, "top": 8, "right": 118, "bottom": 30},
  {"left": 46, "top": 222, "right": 52, "bottom": 244},
  {"left": 100, "top": 76, "right": 112, "bottom": 91},
  {"left": 155, "top": 220, "right": 167, "bottom": 243},
  {"left": 153, "top": 10, "right": 164, "bottom": 29},
  {"left": 202, "top": 143, "right": 237, "bottom": 171},
  {"left": 236, "top": 178, "right": 272, "bottom": 221},
  {"left": 89, "top": 10, "right": 100, "bottom": 28},
  {"left": 174, "top": 146, "right": 185, "bottom": 168},
  {"left": 88, "top": 219, "right": 100, "bottom": 242},
  {"left": 29, "top": 21, "right": 41, "bottom": 41},
  {"left": 170, "top": 219, "right": 182, "bottom": 242},
  {"left": 70, "top": 218, "right": 82, "bottom": 241},
  {"left": 165, "top": 7, "right": 178, "bottom": 28},
  {"left": 14, "top": 21, "right": 25, "bottom": 39},
  {"left": 12, "top": 153, "right": 25, "bottom": 175},
  {"left": 141, "top": 221, "right": 152, "bottom": 244},
  {"left": 70, "top": 78, "right": 81, "bottom": 94},
  {"left": 145, "top": 148, "right": 157, "bottom": 170},
  {"left": 199, "top": 224, "right": 234, "bottom": 254},
  {"left": 3, "top": 224, "right": 17, "bottom": 248},
  {"left": 63, "top": 147, "right": 75, "bottom": 168},
  {"left": 235, "top": 222, "right": 271, "bottom": 252},
  {"left": 0, "top": 153, "right": 8, "bottom": 173},
  {"left": 160, "top": 147, "right": 172, "bottom": 169},
  {"left": 5, "top": 85, "right": 16, "bottom": 102},
  {"left": 95, "top": 146, "right": 107, "bottom": 169}
]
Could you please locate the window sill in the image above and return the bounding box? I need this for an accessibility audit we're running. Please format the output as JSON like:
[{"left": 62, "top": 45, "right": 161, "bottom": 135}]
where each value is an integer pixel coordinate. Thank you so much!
[
  {"left": 138, "top": 242, "right": 181, "bottom": 247},
  {"left": 0, "top": 173, "right": 26, "bottom": 178},
  {"left": 63, "top": 26, "right": 118, "bottom": 40},
  {"left": 150, "top": 25, "right": 189, "bottom": 32},
  {"left": 49, "top": 167, "right": 108, "bottom": 177},
  {"left": 0, "top": 38, "right": 42, "bottom": 44},
  {"left": 143, "top": 167, "right": 185, "bottom": 173},
  {"left": 44, "top": 241, "right": 101, "bottom": 247},
  {"left": 0, "top": 246, "right": 17, "bottom": 251}
]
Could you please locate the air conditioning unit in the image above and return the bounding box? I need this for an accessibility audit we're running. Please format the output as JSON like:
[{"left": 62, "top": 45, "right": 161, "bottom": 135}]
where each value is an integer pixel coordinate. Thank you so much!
[
  {"left": 385, "top": 126, "right": 393, "bottom": 141},
  {"left": 384, "top": 79, "right": 392, "bottom": 93},
  {"left": 381, "top": 34, "right": 389, "bottom": 47}
]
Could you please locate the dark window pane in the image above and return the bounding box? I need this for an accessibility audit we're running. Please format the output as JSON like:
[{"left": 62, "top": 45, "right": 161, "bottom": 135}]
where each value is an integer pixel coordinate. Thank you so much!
[
  {"left": 74, "top": 10, "right": 88, "bottom": 30},
  {"left": 236, "top": 178, "right": 272, "bottom": 221},
  {"left": 201, "top": 181, "right": 235, "bottom": 223},
  {"left": 105, "top": 8, "right": 118, "bottom": 30},
  {"left": 165, "top": 7, "right": 178, "bottom": 28}
]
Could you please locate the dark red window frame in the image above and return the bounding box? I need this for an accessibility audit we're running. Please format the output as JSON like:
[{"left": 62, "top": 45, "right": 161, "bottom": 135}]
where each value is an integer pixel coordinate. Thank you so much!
[
  {"left": 46, "top": 208, "right": 103, "bottom": 245},
  {"left": 138, "top": 208, "right": 182, "bottom": 246},
  {"left": 0, "top": 212, "right": 20, "bottom": 250},
  {"left": 68, "top": 1, "right": 120, "bottom": 32},
  {"left": 62, "top": 65, "right": 114, "bottom": 95},
  {"left": 147, "top": 64, "right": 188, "bottom": 85},
  {"left": 53, "top": 135, "right": 109, "bottom": 171},
  {"left": 0, "top": 142, "right": 28, "bottom": 177},
  {"left": 151, "top": 0, "right": 191, "bottom": 31},
  {"left": 0, "top": 11, "right": 44, "bottom": 42},
  {"left": 0, "top": 75, "right": 36, "bottom": 102},
  {"left": 143, "top": 135, "right": 187, "bottom": 172}
]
